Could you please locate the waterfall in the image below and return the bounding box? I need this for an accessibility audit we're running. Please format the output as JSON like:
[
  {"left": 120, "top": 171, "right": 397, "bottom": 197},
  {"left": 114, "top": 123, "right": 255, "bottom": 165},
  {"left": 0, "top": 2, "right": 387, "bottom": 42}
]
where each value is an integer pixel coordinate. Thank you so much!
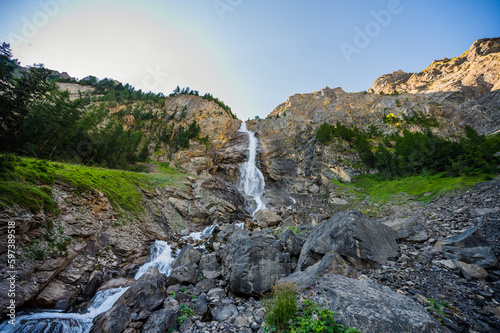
[
  {"left": 0, "top": 225, "right": 217, "bottom": 333},
  {"left": 238, "top": 122, "right": 267, "bottom": 215}
]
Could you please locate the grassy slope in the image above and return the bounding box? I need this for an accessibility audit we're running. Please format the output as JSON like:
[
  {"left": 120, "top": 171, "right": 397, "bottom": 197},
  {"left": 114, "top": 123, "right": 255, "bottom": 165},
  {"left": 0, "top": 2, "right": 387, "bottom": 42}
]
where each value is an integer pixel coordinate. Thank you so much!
[
  {"left": 0, "top": 155, "right": 187, "bottom": 214},
  {"left": 329, "top": 173, "right": 493, "bottom": 217}
]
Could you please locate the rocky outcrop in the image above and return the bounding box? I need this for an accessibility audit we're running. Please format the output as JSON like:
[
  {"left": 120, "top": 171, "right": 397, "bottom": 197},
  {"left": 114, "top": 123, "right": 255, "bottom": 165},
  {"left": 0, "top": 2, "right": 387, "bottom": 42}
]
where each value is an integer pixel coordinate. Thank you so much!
[
  {"left": 369, "top": 37, "right": 500, "bottom": 134},
  {"left": 219, "top": 233, "right": 292, "bottom": 296},
  {"left": 439, "top": 226, "right": 498, "bottom": 268},
  {"left": 297, "top": 210, "right": 398, "bottom": 270},
  {"left": 315, "top": 273, "right": 448, "bottom": 333}
]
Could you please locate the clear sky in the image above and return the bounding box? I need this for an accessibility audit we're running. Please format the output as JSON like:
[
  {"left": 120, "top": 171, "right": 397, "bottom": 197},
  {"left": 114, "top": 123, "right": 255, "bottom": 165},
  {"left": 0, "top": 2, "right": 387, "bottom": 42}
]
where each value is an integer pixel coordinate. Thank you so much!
[{"left": 1, "top": 0, "right": 499, "bottom": 120}]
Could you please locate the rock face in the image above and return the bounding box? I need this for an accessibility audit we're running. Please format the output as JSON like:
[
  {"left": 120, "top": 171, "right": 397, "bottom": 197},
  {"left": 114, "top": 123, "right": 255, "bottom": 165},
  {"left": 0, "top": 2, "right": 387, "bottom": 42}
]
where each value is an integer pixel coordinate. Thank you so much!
[
  {"left": 297, "top": 210, "right": 398, "bottom": 270},
  {"left": 219, "top": 234, "right": 292, "bottom": 296},
  {"left": 315, "top": 273, "right": 448, "bottom": 333},
  {"left": 369, "top": 37, "right": 500, "bottom": 134},
  {"left": 440, "top": 226, "right": 498, "bottom": 268}
]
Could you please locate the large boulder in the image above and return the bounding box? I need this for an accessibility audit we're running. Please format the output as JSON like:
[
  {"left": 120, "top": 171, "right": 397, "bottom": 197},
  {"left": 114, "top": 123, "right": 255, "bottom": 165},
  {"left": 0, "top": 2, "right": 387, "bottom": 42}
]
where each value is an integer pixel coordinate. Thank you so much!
[
  {"left": 91, "top": 267, "right": 167, "bottom": 332},
  {"left": 315, "top": 274, "right": 449, "bottom": 333},
  {"left": 171, "top": 245, "right": 202, "bottom": 268},
  {"left": 382, "top": 217, "right": 429, "bottom": 243},
  {"left": 167, "top": 262, "right": 200, "bottom": 285},
  {"left": 440, "top": 226, "right": 498, "bottom": 268},
  {"left": 279, "top": 228, "right": 304, "bottom": 256},
  {"left": 282, "top": 252, "right": 355, "bottom": 290},
  {"left": 219, "top": 234, "right": 292, "bottom": 296},
  {"left": 90, "top": 303, "right": 131, "bottom": 333},
  {"left": 141, "top": 309, "right": 179, "bottom": 333},
  {"left": 297, "top": 210, "right": 398, "bottom": 270}
]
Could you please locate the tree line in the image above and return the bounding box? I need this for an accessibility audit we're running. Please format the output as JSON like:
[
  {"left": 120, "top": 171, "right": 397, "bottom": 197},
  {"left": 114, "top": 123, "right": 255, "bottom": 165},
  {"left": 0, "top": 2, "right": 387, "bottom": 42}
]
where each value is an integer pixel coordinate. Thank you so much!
[{"left": 316, "top": 120, "right": 500, "bottom": 179}]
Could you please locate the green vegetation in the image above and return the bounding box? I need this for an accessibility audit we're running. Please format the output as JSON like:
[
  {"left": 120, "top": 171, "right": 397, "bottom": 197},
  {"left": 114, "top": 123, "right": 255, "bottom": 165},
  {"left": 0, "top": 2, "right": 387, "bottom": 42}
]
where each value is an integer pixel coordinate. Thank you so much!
[
  {"left": 352, "top": 173, "right": 489, "bottom": 205},
  {"left": 0, "top": 154, "right": 186, "bottom": 214},
  {"left": 427, "top": 298, "right": 449, "bottom": 323},
  {"left": 265, "top": 282, "right": 299, "bottom": 332},
  {"left": 316, "top": 114, "right": 500, "bottom": 180},
  {"left": 291, "top": 299, "right": 360, "bottom": 333},
  {"left": 264, "top": 282, "right": 360, "bottom": 333},
  {"left": 168, "top": 85, "right": 238, "bottom": 119},
  {"left": 177, "top": 304, "right": 195, "bottom": 325}
]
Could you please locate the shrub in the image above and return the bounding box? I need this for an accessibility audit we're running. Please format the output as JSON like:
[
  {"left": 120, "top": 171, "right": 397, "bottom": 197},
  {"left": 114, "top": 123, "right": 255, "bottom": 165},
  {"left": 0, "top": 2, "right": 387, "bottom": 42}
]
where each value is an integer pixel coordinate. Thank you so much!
[{"left": 265, "top": 281, "right": 299, "bottom": 332}]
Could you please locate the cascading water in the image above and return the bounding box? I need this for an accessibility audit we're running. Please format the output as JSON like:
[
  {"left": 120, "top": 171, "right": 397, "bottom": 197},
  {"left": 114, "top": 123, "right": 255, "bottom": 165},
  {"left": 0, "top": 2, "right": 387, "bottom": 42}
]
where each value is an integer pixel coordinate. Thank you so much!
[
  {"left": 238, "top": 122, "right": 267, "bottom": 215},
  {"left": 0, "top": 232, "right": 200, "bottom": 333}
]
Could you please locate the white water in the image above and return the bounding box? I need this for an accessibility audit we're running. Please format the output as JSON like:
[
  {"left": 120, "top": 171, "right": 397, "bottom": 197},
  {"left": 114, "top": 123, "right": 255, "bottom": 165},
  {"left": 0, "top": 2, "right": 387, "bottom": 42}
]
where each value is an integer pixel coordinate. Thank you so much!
[
  {"left": 238, "top": 122, "right": 267, "bottom": 215},
  {"left": 0, "top": 239, "right": 179, "bottom": 333},
  {"left": 287, "top": 196, "right": 297, "bottom": 210}
]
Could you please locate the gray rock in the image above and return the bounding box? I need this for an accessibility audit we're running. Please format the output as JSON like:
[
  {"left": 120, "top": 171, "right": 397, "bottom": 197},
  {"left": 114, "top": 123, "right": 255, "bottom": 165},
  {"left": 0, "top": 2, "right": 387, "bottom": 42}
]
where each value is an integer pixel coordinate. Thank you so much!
[
  {"left": 91, "top": 267, "right": 167, "bottom": 332},
  {"left": 195, "top": 293, "right": 208, "bottom": 314},
  {"left": 90, "top": 303, "right": 131, "bottom": 333},
  {"left": 315, "top": 274, "right": 448, "bottom": 333},
  {"left": 141, "top": 309, "right": 178, "bottom": 333},
  {"left": 207, "top": 288, "right": 226, "bottom": 302},
  {"left": 297, "top": 210, "right": 398, "bottom": 270},
  {"left": 196, "top": 278, "right": 216, "bottom": 293},
  {"left": 456, "top": 261, "right": 488, "bottom": 280},
  {"left": 167, "top": 262, "right": 200, "bottom": 285},
  {"left": 441, "top": 226, "right": 498, "bottom": 268},
  {"left": 216, "top": 224, "right": 245, "bottom": 243},
  {"left": 179, "top": 317, "right": 193, "bottom": 332},
  {"left": 219, "top": 234, "right": 292, "bottom": 296},
  {"left": 282, "top": 252, "right": 354, "bottom": 290},
  {"left": 172, "top": 245, "right": 202, "bottom": 268},
  {"left": 199, "top": 252, "right": 220, "bottom": 279},
  {"left": 382, "top": 217, "right": 429, "bottom": 243},
  {"left": 117, "top": 267, "right": 167, "bottom": 319},
  {"left": 212, "top": 304, "right": 239, "bottom": 321},
  {"left": 279, "top": 228, "right": 304, "bottom": 256}
]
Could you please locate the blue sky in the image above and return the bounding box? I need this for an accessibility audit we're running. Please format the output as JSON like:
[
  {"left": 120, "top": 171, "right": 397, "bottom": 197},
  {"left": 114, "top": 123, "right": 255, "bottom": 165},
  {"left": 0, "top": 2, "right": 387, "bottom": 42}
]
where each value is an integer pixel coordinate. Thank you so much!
[{"left": 1, "top": 0, "right": 499, "bottom": 120}]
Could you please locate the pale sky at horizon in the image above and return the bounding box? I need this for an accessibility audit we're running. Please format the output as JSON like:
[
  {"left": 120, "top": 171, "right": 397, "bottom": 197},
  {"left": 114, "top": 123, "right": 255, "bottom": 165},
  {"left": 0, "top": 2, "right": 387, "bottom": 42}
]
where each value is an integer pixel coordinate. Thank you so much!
[{"left": 1, "top": 0, "right": 499, "bottom": 120}]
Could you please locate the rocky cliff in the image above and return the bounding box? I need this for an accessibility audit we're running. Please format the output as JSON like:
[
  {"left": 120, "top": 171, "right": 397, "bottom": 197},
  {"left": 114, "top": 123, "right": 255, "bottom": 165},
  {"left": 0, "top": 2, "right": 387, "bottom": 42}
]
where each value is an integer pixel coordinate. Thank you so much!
[{"left": 244, "top": 38, "right": 500, "bottom": 211}]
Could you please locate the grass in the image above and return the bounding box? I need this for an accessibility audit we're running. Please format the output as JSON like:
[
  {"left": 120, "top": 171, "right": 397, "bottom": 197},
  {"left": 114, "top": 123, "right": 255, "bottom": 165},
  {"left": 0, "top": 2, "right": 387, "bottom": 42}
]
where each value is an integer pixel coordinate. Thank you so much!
[
  {"left": 0, "top": 154, "right": 187, "bottom": 214},
  {"left": 353, "top": 172, "right": 491, "bottom": 204},
  {"left": 327, "top": 172, "right": 492, "bottom": 217}
]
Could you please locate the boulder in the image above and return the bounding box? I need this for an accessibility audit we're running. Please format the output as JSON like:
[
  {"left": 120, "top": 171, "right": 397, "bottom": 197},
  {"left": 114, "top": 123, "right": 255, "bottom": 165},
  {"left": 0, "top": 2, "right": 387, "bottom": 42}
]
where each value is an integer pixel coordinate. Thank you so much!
[
  {"left": 283, "top": 252, "right": 355, "bottom": 290},
  {"left": 219, "top": 234, "right": 292, "bottom": 296},
  {"left": 97, "top": 277, "right": 135, "bottom": 292},
  {"left": 92, "top": 267, "right": 167, "bottom": 332},
  {"left": 382, "top": 217, "right": 429, "bottom": 243},
  {"left": 33, "top": 279, "right": 76, "bottom": 308},
  {"left": 199, "top": 252, "right": 220, "bottom": 278},
  {"left": 279, "top": 228, "right": 305, "bottom": 256},
  {"left": 315, "top": 274, "right": 448, "bottom": 333},
  {"left": 141, "top": 309, "right": 178, "bottom": 333},
  {"left": 167, "top": 262, "right": 200, "bottom": 285},
  {"left": 216, "top": 224, "right": 245, "bottom": 243},
  {"left": 253, "top": 209, "right": 282, "bottom": 228},
  {"left": 456, "top": 261, "right": 488, "bottom": 280},
  {"left": 90, "top": 303, "right": 131, "bottom": 333},
  {"left": 212, "top": 304, "right": 239, "bottom": 321},
  {"left": 441, "top": 226, "right": 498, "bottom": 268},
  {"left": 297, "top": 210, "right": 398, "bottom": 270},
  {"left": 171, "top": 245, "right": 202, "bottom": 268}
]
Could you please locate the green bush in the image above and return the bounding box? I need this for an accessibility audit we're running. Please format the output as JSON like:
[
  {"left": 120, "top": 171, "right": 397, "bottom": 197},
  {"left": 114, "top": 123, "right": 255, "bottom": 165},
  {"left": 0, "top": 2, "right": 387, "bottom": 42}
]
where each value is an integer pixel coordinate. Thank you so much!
[{"left": 265, "top": 281, "right": 299, "bottom": 332}]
